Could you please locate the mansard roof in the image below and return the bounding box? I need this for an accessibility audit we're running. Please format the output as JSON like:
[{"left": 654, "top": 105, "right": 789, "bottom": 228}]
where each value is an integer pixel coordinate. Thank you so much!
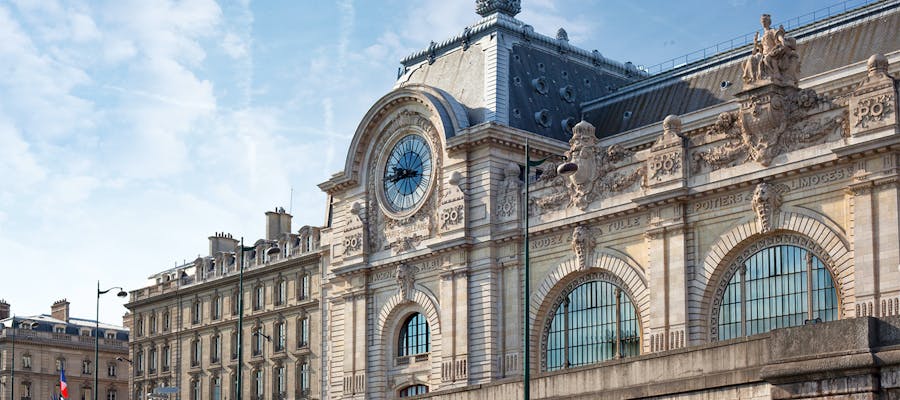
[{"left": 583, "top": 0, "right": 900, "bottom": 138}]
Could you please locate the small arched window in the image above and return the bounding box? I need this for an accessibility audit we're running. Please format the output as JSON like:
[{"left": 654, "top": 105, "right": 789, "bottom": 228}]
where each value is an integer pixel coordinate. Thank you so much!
[
  {"left": 716, "top": 244, "right": 838, "bottom": 340},
  {"left": 545, "top": 280, "right": 640, "bottom": 371},
  {"left": 399, "top": 384, "right": 428, "bottom": 397},
  {"left": 398, "top": 313, "right": 429, "bottom": 357}
]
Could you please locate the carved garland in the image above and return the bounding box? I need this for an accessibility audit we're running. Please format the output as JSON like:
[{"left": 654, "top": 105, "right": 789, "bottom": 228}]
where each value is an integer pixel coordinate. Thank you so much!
[
  {"left": 538, "top": 270, "right": 638, "bottom": 371},
  {"left": 708, "top": 232, "right": 839, "bottom": 340}
]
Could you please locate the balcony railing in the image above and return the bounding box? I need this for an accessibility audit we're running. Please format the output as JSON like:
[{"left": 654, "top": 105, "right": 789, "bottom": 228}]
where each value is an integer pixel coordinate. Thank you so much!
[{"left": 0, "top": 329, "right": 127, "bottom": 351}]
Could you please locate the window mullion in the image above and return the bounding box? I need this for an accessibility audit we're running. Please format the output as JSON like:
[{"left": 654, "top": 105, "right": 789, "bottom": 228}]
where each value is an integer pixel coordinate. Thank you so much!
[
  {"left": 615, "top": 288, "right": 622, "bottom": 359},
  {"left": 806, "top": 252, "right": 814, "bottom": 321},
  {"left": 740, "top": 265, "right": 747, "bottom": 338},
  {"left": 563, "top": 298, "right": 570, "bottom": 368}
]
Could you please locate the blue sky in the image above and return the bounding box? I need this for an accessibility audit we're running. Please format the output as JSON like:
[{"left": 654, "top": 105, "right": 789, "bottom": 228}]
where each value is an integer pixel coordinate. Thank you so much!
[{"left": 1, "top": 0, "right": 841, "bottom": 323}]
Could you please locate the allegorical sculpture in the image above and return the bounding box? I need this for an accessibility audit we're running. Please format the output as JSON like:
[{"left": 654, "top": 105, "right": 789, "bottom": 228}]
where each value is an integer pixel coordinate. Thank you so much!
[
  {"left": 741, "top": 14, "right": 801, "bottom": 89},
  {"left": 475, "top": 0, "right": 521, "bottom": 17},
  {"left": 533, "top": 120, "right": 644, "bottom": 211},
  {"left": 751, "top": 183, "right": 782, "bottom": 233},
  {"left": 693, "top": 13, "right": 847, "bottom": 170}
]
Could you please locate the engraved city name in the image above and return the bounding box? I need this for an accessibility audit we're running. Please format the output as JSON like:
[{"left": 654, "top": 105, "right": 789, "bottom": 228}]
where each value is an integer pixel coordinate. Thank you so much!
[
  {"left": 368, "top": 253, "right": 460, "bottom": 282},
  {"left": 690, "top": 192, "right": 752, "bottom": 214},
  {"left": 786, "top": 167, "right": 854, "bottom": 191}
]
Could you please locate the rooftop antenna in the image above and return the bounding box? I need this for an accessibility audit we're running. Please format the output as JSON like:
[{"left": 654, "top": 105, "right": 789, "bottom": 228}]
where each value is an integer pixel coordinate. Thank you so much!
[{"left": 289, "top": 186, "right": 294, "bottom": 215}]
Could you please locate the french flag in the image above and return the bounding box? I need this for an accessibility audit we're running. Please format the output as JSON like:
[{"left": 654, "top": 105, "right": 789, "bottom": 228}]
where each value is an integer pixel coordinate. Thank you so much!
[{"left": 60, "top": 368, "right": 68, "bottom": 399}]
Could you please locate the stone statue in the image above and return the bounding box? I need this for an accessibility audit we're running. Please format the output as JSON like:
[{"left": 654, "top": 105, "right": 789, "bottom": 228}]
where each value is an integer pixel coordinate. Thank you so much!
[
  {"left": 751, "top": 182, "right": 787, "bottom": 232},
  {"left": 742, "top": 14, "right": 800, "bottom": 88},
  {"left": 475, "top": 0, "right": 521, "bottom": 17}
]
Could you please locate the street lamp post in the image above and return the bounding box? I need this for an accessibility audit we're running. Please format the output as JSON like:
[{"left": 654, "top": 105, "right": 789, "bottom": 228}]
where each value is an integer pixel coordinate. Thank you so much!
[
  {"left": 96, "top": 283, "right": 127, "bottom": 400},
  {"left": 9, "top": 317, "right": 38, "bottom": 400},
  {"left": 523, "top": 138, "right": 577, "bottom": 400}
]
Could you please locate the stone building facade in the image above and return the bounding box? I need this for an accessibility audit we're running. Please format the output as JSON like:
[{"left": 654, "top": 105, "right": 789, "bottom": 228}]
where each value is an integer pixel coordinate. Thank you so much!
[
  {"left": 125, "top": 210, "right": 323, "bottom": 400},
  {"left": 0, "top": 300, "right": 130, "bottom": 400},
  {"left": 316, "top": 1, "right": 900, "bottom": 399}
]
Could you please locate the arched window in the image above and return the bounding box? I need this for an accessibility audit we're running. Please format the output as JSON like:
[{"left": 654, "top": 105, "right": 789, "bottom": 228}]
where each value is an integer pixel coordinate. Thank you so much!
[
  {"left": 398, "top": 313, "right": 429, "bottom": 356},
  {"left": 545, "top": 280, "right": 640, "bottom": 371},
  {"left": 716, "top": 244, "right": 838, "bottom": 340},
  {"left": 399, "top": 384, "right": 428, "bottom": 397}
]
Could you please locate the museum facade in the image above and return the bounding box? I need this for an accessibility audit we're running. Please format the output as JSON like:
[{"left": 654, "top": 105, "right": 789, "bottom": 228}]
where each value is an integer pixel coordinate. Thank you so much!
[{"left": 130, "top": 0, "right": 900, "bottom": 399}]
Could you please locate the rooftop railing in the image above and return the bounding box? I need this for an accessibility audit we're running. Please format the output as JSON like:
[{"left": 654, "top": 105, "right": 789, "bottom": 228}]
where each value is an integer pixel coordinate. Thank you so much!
[{"left": 637, "top": 0, "right": 880, "bottom": 76}]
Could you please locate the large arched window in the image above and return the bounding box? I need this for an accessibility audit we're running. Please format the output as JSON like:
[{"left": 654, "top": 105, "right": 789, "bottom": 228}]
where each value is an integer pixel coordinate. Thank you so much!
[
  {"left": 398, "top": 313, "right": 429, "bottom": 356},
  {"left": 399, "top": 384, "right": 428, "bottom": 397},
  {"left": 545, "top": 280, "right": 640, "bottom": 371},
  {"left": 716, "top": 244, "right": 838, "bottom": 340}
]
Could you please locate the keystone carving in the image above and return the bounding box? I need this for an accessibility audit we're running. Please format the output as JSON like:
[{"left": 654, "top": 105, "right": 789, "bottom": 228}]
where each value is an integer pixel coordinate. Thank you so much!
[
  {"left": 741, "top": 14, "right": 800, "bottom": 90},
  {"left": 533, "top": 120, "right": 645, "bottom": 211},
  {"left": 572, "top": 226, "right": 595, "bottom": 271},
  {"left": 751, "top": 182, "right": 789, "bottom": 233},
  {"left": 396, "top": 263, "right": 415, "bottom": 302}
]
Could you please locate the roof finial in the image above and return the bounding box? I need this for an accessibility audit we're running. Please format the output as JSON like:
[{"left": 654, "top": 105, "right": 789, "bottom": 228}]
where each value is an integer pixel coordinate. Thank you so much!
[{"left": 476, "top": 0, "right": 521, "bottom": 18}]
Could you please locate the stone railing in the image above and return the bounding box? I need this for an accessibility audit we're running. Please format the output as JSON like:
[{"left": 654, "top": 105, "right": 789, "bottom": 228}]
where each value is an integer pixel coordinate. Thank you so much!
[{"left": 0, "top": 328, "right": 127, "bottom": 351}]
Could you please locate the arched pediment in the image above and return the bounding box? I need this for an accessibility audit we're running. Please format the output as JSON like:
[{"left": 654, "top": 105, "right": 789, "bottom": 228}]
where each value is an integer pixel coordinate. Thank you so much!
[{"left": 321, "top": 85, "right": 469, "bottom": 194}]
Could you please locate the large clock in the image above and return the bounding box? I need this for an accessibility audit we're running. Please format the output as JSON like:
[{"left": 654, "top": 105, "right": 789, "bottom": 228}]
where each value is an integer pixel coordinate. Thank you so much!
[{"left": 382, "top": 134, "right": 433, "bottom": 213}]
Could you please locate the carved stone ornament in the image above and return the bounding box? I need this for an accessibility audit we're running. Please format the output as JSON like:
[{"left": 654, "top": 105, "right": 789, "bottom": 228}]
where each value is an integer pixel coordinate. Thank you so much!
[
  {"left": 694, "top": 86, "right": 846, "bottom": 170},
  {"left": 396, "top": 263, "right": 415, "bottom": 302},
  {"left": 533, "top": 120, "right": 645, "bottom": 212},
  {"left": 750, "top": 182, "right": 789, "bottom": 233},
  {"left": 571, "top": 226, "right": 596, "bottom": 271},
  {"left": 365, "top": 110, "right": 442, "bottom": 254},
  {"left": 496, "top": 162, "right": 521, "bottom": 221},
  {"left": 342, "top": 202, "right": 366, "bottom": 257},
  {"left": 741, "top": 14, "right": 801, "bottom": 90},
  {"left": 849, "top": 54, "right": 898, "bottom": 136},
  {"left": 475, "top": 0, "right": 521, "bottom": 17},
  {"left": 647, "top": 115, "right": 685, "bottom": 185},
  {"left": 438, "top": 171, "right": 466, "bottom": 233}
]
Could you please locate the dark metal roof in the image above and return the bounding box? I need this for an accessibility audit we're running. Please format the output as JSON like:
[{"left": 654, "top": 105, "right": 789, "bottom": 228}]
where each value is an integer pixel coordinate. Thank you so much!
[{"left": 583, "top": 0, "right": 900, "bottom": 138}]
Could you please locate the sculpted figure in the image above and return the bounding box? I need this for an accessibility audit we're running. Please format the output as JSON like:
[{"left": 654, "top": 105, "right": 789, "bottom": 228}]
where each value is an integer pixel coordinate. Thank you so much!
[
  {"left": 742, "top": 14, "right": 799, "bottom": 87},
  {"left": 396, "top": 263, "right": 415, "bottom": 301},
  {"left": 571, "top": 226, "right": 595, "bottom": 271},
  {"left": 751, "top": 183, "right": 782, "bottom": 232}
]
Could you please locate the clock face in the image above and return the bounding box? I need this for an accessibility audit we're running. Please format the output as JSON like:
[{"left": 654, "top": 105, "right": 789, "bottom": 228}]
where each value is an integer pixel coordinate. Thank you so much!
[{"left": 382, "top": 134, "right": 433, "bottom": 213}]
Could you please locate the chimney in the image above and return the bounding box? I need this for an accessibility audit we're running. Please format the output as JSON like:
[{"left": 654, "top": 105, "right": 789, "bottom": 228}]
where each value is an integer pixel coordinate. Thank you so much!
[
  {"left": 0, "top": 300, "right": 9, "bottom": 320},
  {"left": 265, "top": 207, "right": 292, "bottom": 241},
  {"left": 51, "top": 299, "right": 70, "bottom": 322},
  {"left": 208, "top": 232, "right": 239, "bottom": 256}
]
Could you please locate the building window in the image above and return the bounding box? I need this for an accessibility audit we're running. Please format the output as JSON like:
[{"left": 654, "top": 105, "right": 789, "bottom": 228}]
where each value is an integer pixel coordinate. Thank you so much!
[
  {"left": 22, "top": 354, "right": 31, "bottom": 369},
  {"left": 253, "top": 369, "right": 264, "bottom": 399},
  {"left": 192, "top": 300, "right": 202, "bottom": 325},
  {"left": 298, "top": 316, "right": 309, "bottom": 348},
  {"left": 191, "top": 338, "right": 202, "bottom": 367},
  {"left": 306, "top": 235, "right": 314, "bottom": 252},
  {"left": 252, "top": 327, "right": 264, "bottom": 357},
  {"left": 136, "top": 317, "right": 144, "bottom": 337},
  {"left": 232, "top": 290, "right": 240, "bottom": 315},
  {"left": 297, "top": 359, "right": 310, "bottom": 396},
  {"left": 107, "top": 389, "right": 117, "bottom": 400},
  {"left": 212, "top": 295, "right": 222, "bottom": 320},
  {"left": 149, "top": 314, "right": 157, "bottom": 334},
  {"left": 162, "top": 345, "right": 171, "bottom": 371},
  {"left": 134, "top": 385, "right": 142, "bottom": 400},
  {"left": 21, "top": 381, "right": 32, "bottom": 400},
  {"left": 163, "top": 311, "right": 170, "bottom": 331},
  {"left": 211, "top": 375, "right": 222, "bottom": 400},
  {"left": 191, "top": 378, "right": 201, "bottom": 400},
  {"left": 274, "top": 364, "right": 286, "bottom": 398},
  {"left": 56, "top": 357, "right": 66, "bottom": 372},
  {"left": 274, "top": 321, "right": 286, "bottom": 352},
  {"left": 253, "top": 284, "right": 264, "bottom": 311},
  {"left": 106, "top": 332, "right": 116, "bottom": 339},
  {"left": 82, "top": 359, "right": 92, "bottom": 374},
  {"left": 716, "top": 244, "right": 838, "bottom": 340},
  {"left": 55, "top": 326, "right": 65, "bottom": 333},
  {"left": 399, "top": 385, "right": 428, "bottom": 397},
  {"left": 398, "top": 313, "right": 429, "bottom": 356},
  {"left": 275, "top": 278, "right": 287, "bottom": 306},
  {"left": 545, "top": 280, "right": 639, "bottom": 371},
  {"left": 230, "top": 330, "right": 238, "bottom": 360},
  {"left": 298, "top": 274, "right": 310, "bottom": 300},
  {"left": 108, "top": 363, "right": 117, "bottom": 377},
  {"left": 211, "top": 334, "right": 221, "bottom": 363},
  {"left": 81, "top": 386, "right": 93, "bottom": 400},
  {"left": 148, "top": 348, "right": 157, "bottom": 373},
  {"left": 135, "top": 351, "right": 143, "bottom": 375}
]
